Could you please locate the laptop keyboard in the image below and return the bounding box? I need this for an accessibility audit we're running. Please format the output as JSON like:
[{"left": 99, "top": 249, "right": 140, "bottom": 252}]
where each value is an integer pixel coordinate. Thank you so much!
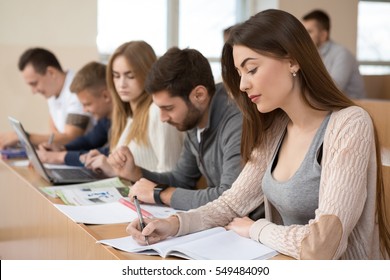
[{"left": 51, "top": 168, "right": 95, "bottom": 179}]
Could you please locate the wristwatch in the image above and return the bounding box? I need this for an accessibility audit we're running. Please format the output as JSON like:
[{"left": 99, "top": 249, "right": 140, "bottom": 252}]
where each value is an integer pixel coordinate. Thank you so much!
[{"left": 153, "top": 184, "right": 169, "bottom": 205}]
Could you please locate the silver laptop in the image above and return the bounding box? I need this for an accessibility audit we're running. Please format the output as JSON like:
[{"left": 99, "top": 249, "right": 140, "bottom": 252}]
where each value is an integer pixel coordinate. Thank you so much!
[{"left": 8, "top": 116, "right": 106, "bottom": 185}]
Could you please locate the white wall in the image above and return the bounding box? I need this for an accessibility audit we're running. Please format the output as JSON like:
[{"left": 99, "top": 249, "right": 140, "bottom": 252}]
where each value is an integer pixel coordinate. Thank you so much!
[
  {"left": 0, "top": 0, "right": 99, "bottom": 133},
  {"left": 0, "top": 0, "right": 361, "bottom": 132},
  {"left": 253, "top": 0, "right": 359, "bottom": 54}
]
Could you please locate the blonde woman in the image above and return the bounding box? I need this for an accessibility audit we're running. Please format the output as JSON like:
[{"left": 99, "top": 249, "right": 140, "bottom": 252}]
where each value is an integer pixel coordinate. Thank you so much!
[{"left": 84, "top": 41, "right": 183, "bottom": 175}]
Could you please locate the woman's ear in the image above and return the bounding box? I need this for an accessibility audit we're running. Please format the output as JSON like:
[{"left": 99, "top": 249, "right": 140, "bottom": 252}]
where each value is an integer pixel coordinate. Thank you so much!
[{"left": 289, "top": 59, "right": 300, "bottom": 74}]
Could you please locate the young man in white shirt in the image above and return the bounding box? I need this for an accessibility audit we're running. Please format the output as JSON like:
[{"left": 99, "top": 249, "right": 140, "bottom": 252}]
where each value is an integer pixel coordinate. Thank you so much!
[{"left": 0, "top": 48, "right": 91, "bottom": 149}]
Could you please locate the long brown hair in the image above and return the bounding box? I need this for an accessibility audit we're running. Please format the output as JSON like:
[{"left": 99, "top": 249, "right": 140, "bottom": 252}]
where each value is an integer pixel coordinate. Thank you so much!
[
  {"left": 107, "top": 41, "right": 157, "bottom": 150},
  {"left": 221, "top": 9, "right": 389, "bottom": 258}
]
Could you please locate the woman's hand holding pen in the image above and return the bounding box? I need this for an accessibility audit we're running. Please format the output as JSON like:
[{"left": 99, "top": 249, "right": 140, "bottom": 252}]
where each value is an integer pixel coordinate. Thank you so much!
[{"left": 126, "top": 215, "right": 180, "bottom": 245}]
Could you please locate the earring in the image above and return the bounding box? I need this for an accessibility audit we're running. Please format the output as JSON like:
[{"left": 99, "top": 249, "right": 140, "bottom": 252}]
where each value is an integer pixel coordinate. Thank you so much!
[{"left": 292, "top": 72, "right": 297, "bottom": 77}]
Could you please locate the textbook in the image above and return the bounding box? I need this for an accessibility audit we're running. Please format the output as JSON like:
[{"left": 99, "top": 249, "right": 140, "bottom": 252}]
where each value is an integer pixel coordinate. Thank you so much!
[
  {"left": 40, "top": 177, "right": 129, "bottom": 204},
  {"left": 98, "top": 227, "right": 278, "bottom": 260}
]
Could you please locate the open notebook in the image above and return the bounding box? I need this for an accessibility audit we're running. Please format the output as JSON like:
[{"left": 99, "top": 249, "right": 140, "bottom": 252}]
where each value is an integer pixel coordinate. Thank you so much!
[
  {"left": 8, "top": 116, "right": 105, "bottom": 184},
  {"left": 98, "top": 227, "right": 277, "bottom": 260}
]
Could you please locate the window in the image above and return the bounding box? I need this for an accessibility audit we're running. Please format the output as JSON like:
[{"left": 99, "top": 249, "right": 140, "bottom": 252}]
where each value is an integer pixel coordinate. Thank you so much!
[
  {"left": 97, "top": 0, "right": 242, "bottom": 80},
  {"left": 358, "top": 1, "right": 390, "bottom": 74},
  {"left": 97, "top": 0, "right": 167, "bottom": 56},
  {"left": 178, "top": 0, "right": 236, "bottom": 80}
]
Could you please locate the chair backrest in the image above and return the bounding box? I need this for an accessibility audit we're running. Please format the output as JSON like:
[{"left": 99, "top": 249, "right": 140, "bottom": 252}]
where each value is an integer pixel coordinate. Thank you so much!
[
  {"left": 363, "top": 75, "right": 390, "bottom": 100},
  {"left": 355, "top": 99, "right": 390, "bottom": 225},
  {"left": 382, "top": 166, "right": 390, "bottom": 226}
]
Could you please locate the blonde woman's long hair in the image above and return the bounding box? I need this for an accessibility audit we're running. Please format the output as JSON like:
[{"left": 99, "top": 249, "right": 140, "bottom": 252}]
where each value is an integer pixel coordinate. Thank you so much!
[{"left": 107, "top": 41, "right": 157, "bottom": 151}]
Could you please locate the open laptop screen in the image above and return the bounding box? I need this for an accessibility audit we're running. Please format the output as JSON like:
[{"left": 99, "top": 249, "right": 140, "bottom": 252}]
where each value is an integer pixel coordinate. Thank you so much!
[
  {"left": 7, "top": 116, "right": 105, "bottom": 185},
  {"left": 8, "top": 116, "right": 52, "bottom": 182}
]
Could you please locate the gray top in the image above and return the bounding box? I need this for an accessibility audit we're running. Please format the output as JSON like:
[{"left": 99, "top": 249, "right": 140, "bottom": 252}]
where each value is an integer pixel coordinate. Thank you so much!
[
  {"left": 142, "top": 83, "right": 243, "bottom": 210},
  {"left": 320, "top": 40, "right": 366, "bottom": 99},
  {"left": 262, "top": 114, "right": 330, "bottom": 226}
]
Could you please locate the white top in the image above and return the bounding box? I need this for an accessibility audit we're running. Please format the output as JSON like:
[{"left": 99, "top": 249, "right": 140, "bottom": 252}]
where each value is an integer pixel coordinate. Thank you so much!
[
  {"left": 197, "top": 127, "right": 205, "bottom": 143},
  {"left": 47, "top": 70, "right": 90, "bottom": 132},
  {"left": 116, "top": 102, "right": 184, "bottom": 172}
]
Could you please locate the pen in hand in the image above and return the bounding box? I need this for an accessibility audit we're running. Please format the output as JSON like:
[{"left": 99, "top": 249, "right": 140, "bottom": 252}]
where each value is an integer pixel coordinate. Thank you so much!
[
  {"left": 133, "top": 196, "right": 150, "bottom": 245},
  {"left": 48, "top": 133, "right": 55, "bottom": 145}
]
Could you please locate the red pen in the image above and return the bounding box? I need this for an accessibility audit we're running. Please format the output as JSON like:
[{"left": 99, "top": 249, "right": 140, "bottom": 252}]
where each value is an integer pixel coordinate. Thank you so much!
[{"left": 118, "top": 197, "right": 153, "bottom": 218}]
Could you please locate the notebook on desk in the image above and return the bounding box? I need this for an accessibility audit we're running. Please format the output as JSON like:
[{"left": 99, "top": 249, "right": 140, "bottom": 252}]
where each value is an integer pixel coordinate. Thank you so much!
[{"left": 8, "top": 116, "right": 106, "bottom": 185}]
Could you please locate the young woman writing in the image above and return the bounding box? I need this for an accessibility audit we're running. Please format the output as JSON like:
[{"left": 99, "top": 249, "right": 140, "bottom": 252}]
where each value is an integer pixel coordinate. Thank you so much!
[{"left": 125, "top": 10, "right": 389, "bottom": 259}]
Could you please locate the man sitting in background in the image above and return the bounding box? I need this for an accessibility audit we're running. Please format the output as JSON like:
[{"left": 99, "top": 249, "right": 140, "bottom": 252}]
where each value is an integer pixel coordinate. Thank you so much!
[
  {"left": 0, "top": 47, "right": 92, "bottom": 149},
  {"left": 38, "top": 61, "right": 112, "bottom": 166},
  {"left": 302, "top": 9, "right": 366, "bottom": 99}
]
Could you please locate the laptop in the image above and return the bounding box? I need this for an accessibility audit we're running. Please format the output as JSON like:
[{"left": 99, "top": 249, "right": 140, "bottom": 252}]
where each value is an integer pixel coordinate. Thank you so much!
[{"left": 8, "top": 116, "right": 106, "bottom": 185}]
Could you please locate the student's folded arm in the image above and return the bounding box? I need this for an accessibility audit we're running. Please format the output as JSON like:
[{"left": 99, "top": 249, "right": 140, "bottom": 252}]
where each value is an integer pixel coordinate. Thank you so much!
[{"left": 250, "top": 108, "right": 374, "bottom": 260}]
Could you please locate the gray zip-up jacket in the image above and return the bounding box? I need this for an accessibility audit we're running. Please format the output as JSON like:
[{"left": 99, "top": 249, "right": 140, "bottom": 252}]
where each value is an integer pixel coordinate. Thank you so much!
[{"left": 141, "top": 83, "right": 243, "bottom": 210}]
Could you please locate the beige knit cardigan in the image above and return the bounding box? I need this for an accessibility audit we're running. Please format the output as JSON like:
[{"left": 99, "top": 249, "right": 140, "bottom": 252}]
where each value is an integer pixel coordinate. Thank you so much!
[{"left": 176, "top": 106, "right": 383, "bottom": 259}]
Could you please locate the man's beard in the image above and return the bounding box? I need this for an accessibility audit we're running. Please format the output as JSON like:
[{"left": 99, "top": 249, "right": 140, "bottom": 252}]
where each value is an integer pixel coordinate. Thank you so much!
[{"left": 169, "top": 103, "right": 202, "bottom": 131}]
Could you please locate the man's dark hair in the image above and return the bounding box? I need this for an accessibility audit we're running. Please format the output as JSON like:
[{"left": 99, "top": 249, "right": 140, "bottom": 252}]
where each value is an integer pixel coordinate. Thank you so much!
[
  {"left": 145, "top": 47, "right": 216, "bottom": 102},
  {"left": 18, "top": 47, "right": 63, "bottom": 74},
  {"left": 302, "top": 9, "right": 330, "bottom": 32}
]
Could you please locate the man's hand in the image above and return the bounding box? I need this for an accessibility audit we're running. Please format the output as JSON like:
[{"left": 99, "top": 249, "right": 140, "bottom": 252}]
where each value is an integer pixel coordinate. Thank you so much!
[
  {"left": 37, "top": 149, "right": 66, "bottom": 164},
  {"left": 84, "top": 149, "right": 115, "bottom": 177},
  {"left": 0, "top": 131, "right": 19, "bottom": 149},
  {"left": 38, "top": 142, "right": 65, "bottom": 152},
  {"left": 129, "top": 178, "right": 175, "bottom": 206},
  {"left": 108, "top": 146, "right": 142, "bottom": 181}
]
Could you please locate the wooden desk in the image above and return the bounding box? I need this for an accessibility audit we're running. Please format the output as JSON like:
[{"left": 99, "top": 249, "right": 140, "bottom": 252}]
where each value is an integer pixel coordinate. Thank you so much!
[{"left": 0, "top": 159, "right": 292, "bottom": 260}]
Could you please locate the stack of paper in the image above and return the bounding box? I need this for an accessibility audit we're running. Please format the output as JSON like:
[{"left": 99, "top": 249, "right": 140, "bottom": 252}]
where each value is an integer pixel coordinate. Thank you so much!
[{"left": 53, "top": 199, "right": 178, "bottom": 225}]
